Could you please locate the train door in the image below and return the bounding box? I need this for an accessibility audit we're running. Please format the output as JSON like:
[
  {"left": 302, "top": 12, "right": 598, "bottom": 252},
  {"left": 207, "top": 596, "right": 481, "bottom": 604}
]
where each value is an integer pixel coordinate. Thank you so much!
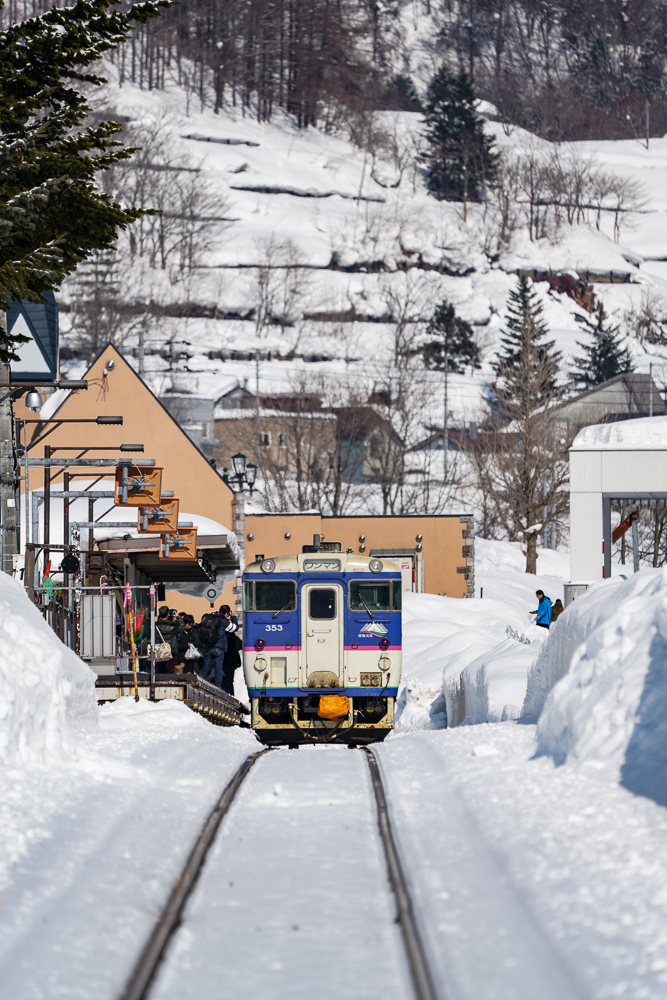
[{"left": 302, "top": 583, "right": 344, "bottom": 683}]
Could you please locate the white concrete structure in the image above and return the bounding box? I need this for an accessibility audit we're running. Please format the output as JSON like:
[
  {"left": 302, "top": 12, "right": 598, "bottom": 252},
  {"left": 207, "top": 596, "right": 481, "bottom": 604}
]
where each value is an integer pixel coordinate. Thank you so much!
[{"left": 570, "top": 416, "right": 667, "bottom": 583}]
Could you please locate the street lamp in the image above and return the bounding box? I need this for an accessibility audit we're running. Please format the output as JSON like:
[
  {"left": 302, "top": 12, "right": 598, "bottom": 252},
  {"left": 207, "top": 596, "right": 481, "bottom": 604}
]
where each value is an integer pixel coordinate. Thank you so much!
[
  {"left": 232, "top": 451, "right": 246, "bottom": 477},
  {"left": 222, "top": 452, "right": 257, "bottom": 494},
  {"left": 221, "top": 453, "right": 257, "bottom": 622}
]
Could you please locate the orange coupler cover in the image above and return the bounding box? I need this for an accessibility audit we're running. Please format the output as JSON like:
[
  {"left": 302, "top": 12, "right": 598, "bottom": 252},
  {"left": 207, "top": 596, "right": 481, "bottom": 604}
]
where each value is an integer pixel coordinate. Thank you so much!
[{"left": 318, "top": 695, "right": 350, "bottom": 720}]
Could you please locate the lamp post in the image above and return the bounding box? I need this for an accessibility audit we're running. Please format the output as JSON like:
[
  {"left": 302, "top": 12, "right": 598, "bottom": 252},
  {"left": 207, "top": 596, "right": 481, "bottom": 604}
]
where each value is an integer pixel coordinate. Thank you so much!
[{"left": 221, "top": 452, "right": 258, "bottom": 622}]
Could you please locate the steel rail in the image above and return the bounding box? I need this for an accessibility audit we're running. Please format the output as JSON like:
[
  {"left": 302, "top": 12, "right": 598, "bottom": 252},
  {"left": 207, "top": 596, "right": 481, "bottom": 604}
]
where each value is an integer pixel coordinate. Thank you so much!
[
  {"left": 119, "top": 748, "right": 270, "bottom": 1000},
  {"left": 363, "top": 747, "right": 440, "bottom": 1000}
]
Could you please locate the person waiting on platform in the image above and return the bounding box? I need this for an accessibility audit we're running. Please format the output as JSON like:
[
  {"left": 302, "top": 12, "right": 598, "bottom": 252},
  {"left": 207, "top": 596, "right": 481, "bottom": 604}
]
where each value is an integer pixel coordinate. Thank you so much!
[
  {"left": 155, "top": 605, "right": 180, "bottom": 673},
  {"left": 218, "top": 604, "right": 241, "bottom": 696}
]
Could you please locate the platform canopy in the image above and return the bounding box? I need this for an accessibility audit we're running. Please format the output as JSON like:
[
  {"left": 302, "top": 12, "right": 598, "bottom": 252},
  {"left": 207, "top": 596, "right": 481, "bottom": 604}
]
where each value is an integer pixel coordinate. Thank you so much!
[{"left": 97, "top": 533, "right": 239, "bottom": 602}]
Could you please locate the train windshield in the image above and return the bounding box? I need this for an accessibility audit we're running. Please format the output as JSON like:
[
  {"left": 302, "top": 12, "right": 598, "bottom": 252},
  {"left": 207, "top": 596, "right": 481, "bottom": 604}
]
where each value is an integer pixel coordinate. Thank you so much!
[
  {"left": 251, "top": 580, "right": 297, "bottom": 612},
  {"left": 349, "top": 580, "right": 392, "bottom": 612}
]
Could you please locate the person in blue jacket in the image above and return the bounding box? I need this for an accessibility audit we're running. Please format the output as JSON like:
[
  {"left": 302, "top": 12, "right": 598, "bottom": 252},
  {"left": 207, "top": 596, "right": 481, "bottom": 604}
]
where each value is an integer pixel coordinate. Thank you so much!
[{"left": 531, "top": 590, "right": 552, "bottom": 630}]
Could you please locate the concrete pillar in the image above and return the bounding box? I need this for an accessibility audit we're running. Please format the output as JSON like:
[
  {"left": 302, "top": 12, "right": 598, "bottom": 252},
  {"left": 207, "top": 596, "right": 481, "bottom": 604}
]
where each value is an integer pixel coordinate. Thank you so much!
[{"left": 570, "top": 491, "right": 603, "bottom": 583}]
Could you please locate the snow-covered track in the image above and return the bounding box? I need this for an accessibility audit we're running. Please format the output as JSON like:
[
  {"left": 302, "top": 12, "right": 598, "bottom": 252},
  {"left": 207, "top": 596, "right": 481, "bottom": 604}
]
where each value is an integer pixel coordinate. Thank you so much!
[
  {"left": 363, "top": 747, "right": 439, "bottom": 1000},
  {"left": 119, "top": 745, "right": 439, "bottom": 1000},
  {"left": 119, "top": 748, "right": 270, "bottom": 1000}
]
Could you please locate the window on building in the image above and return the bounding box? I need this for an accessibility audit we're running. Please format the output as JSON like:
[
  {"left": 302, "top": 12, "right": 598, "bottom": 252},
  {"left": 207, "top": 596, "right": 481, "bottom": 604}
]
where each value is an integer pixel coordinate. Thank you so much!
[
  {"left": 278, "top": 432, "right": 287, "bottom": 448},
  {"left": 259, "top": 431, "right": 271, "bottom": 447},
  {"left": 201, "top": 422, "right": 210, "bottom": 439}
]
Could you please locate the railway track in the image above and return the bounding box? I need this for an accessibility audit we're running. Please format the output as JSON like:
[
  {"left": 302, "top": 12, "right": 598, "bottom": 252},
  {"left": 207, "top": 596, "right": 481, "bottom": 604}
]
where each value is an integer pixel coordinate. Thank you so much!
[{"left": 119, "top": 746, "right": 439, "bottom": 1000}]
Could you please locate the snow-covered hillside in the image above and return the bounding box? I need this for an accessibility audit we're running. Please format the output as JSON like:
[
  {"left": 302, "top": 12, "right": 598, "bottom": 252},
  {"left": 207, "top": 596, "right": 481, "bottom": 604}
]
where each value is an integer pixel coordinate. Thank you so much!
[{"left": 56, "top": 64, "right": 667, "bottom": 440}]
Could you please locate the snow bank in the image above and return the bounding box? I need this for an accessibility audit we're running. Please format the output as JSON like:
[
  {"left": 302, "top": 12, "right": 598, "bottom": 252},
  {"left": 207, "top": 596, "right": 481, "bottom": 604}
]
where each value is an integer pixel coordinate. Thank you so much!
[
  {"left": 476, "top": 537, "right": 567, "bottom": 609},
  {"left": 397, "top": 592, "right": 542, "bottom": 730},
  {"left": 534, "top": 568, "right": 667, "bottom": 806},
  {"left": 0, "top": 572, "right": 97, "bottom": 765},
  {"left": 572, "top": 413, "right": 667, "bottom": 450}
]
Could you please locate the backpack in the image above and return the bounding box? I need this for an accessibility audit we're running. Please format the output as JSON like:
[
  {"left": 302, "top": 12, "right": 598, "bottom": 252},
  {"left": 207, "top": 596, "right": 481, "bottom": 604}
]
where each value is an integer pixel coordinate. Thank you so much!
[{"left": 198, "top": 614, "right": 220, "bottom": 646}]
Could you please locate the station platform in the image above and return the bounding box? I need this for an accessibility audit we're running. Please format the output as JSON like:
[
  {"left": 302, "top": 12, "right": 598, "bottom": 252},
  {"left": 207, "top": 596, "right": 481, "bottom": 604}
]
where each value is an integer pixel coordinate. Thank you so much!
[{"left": 95, "top": 672, "right": 249, "bottom": 727}]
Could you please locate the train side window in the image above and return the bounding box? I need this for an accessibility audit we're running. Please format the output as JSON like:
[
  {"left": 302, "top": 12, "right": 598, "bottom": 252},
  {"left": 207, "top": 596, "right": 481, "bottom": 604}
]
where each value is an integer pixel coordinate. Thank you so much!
[
  {"left": 349, "top": 580, "right": 391, "bottom": 611},
  {"left": 255, "top": 581, "right": 296, "bottom": 612},
  {"left": 310, "top": 588, "right": 336, "bottom": 619},
  {"left": 392, "top": 583, "right": 402, "bottom": 610},
  {"left": 244, "top": 581, "right": 254, "bottom": 611}
]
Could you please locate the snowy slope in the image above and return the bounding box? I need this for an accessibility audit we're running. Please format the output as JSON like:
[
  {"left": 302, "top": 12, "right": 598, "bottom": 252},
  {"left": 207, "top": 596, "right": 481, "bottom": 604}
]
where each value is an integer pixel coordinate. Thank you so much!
[{"left": 55, "top": 66, "right": 667, "bottom": 445}]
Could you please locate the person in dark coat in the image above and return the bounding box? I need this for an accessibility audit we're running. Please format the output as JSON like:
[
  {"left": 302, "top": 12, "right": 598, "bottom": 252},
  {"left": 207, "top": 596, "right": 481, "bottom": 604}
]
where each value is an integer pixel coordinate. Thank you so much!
[
  {"left": 155, "top": 605, "right": 181, "bottom": 673},
  {"left": 178, "top": 616, "right": 200, "bottom": 672},
  {"left": 551, "top": 598, "right": 564, "bottom": 622},
  {"left": 198, "top": 612, "right": 227, "bottom": 687},
  {"left": 218, "top": 604, "right": 241, "bottom": 696}
]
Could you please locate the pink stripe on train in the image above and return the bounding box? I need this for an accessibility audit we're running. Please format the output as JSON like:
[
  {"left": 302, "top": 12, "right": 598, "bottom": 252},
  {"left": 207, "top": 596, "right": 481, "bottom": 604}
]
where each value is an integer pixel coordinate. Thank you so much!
[{"left": 243, "top": 645, "right": 302, "bottom": 652}]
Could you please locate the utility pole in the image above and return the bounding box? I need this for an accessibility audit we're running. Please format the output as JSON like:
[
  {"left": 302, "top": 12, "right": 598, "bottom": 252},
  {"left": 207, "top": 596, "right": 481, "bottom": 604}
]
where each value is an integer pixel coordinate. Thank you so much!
[
  {"left": 0, "top": 332, "right": 18, "bottom": 576},
  {"left": 233, "top": 490, "right": 245, "bottom": 623},
  {"left": 542, "top": 403, "right": 549, "bottom": 550},
  {"left": 646, "top": 99, "right": 650, "bottom": 151},
  {"left": 443, "top": 347, "right": 449, "bottom": 479},
  {"left": 649, "top": 362, "right": 653, "bottom": 416},
  {"left": 254, "top": 349, "right": 261, "bottom": 471}
]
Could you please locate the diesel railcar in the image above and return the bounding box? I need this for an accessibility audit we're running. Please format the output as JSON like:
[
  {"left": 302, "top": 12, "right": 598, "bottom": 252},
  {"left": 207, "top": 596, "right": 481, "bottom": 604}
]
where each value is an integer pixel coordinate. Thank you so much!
[{"left": 243, "top": 541, "right": 402, "bottom": 744}]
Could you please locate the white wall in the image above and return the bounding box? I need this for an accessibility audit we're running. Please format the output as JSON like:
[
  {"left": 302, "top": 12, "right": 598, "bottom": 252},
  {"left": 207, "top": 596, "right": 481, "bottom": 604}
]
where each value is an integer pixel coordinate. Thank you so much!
[{"left": 569, "top": 448, "right": 667, "bottom": 583}]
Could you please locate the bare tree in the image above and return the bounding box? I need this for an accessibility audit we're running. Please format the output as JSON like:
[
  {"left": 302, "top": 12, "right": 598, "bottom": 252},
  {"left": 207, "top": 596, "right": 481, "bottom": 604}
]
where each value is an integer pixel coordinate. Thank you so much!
[
  {"left": 252, "top": 235, "right": 311, "bottom": 351},
  {"left": 104, "top": 117, "right": 231, "bottom": 280}
]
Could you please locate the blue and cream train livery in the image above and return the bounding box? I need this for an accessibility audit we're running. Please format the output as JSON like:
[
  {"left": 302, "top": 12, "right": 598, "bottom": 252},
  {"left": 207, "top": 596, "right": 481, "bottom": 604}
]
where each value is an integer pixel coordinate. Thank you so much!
[{"left": 242, "top": 540, "right": 402, "bottom": 744}]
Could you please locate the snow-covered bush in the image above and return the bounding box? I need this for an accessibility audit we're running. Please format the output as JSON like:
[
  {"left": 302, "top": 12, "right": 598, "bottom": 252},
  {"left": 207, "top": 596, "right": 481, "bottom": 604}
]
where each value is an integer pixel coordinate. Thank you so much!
[
  {"left": 0, "top": 573, "right": 97, "bottom": 765},
  {"left": 533, "top": 568, "right": 667, "bottom": 806}
]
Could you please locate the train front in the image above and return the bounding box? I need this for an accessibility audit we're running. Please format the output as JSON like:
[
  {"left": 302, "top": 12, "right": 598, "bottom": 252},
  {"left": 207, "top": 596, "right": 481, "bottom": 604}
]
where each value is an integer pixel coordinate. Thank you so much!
[{"left": 242, "top": 547, "right": 402, "bottom": 744}]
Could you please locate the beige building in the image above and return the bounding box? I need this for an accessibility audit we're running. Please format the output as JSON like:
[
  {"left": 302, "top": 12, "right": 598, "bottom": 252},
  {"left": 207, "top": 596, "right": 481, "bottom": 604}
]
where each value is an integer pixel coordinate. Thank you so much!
[
  {"left": 243, "top": 511, "right": 474, "bottom": 598},
  {"left": 15, "top": 346, "right": 475, "bottom": 619},
  {"left": 15, "top": 344, "right": 240, "bottom": 619}
]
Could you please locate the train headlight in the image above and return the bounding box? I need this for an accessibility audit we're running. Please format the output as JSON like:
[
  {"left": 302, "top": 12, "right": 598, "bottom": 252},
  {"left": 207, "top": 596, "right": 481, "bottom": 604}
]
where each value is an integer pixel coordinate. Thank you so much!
[
  {"left": 256, "top": 638, "right": 266, "bottom": 649},
  {"left": 261, "top": 558, "right": 275, "bottom": 573},
  {"left": 369, "top": 558, "right": 383, "bottom": 573},
  {"left": 379, "top": 637, "right": 390, "bottom": 649}
]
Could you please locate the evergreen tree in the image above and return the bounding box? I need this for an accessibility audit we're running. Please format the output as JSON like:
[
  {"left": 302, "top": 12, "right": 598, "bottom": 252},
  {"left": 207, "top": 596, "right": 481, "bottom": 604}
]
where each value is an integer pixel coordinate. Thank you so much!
[
  {"left": 0, "top": 0, "right": 172, "bottom": 361},
  {"left": 570, "top": 302, "right": 634, "bottom": 389},
  {"left": 421, "top": 300, "right": 481, "bottom": 373},
  {"left": 486, "top": 276, "right": 564, "bottom": 575},
  {"left": 421, "top": 63, "right": 497, "bottom": 211},
  {"left": 494, "top": 276, "right": 561, "bottom": 413}
]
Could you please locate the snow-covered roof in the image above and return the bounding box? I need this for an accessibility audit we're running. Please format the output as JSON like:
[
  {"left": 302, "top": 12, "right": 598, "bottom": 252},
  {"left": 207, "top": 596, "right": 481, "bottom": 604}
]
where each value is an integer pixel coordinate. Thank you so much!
[{"left": 571, "top": 414, "right": 667, "bottom": 450}]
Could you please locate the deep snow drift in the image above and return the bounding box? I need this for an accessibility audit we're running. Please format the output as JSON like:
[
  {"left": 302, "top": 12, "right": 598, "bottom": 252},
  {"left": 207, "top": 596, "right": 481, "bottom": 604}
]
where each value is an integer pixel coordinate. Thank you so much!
[
  {"left": 396, "top": 538, "right": 567, "bottom": 730},
  {"left": 530, "top": 568, "right": 667, "bottom": 807},
  {"left": 0, "top": 573, "right": 96, "bottom": 766}
]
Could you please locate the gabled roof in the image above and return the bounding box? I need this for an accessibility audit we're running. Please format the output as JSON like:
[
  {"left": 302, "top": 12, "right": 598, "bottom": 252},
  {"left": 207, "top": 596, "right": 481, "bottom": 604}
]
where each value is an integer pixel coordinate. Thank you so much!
[
  {"left": 30, "top": 343, "right": 234, "bottom": 520},
  {"left": 558, "top": 372, "right": 666, "bottom": 416}
]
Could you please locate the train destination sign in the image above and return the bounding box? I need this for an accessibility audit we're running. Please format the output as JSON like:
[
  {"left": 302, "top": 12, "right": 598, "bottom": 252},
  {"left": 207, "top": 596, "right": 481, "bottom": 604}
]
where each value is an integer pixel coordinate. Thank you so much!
[{"left": 303, "top": 559, "right": 341, "bottom": 571}]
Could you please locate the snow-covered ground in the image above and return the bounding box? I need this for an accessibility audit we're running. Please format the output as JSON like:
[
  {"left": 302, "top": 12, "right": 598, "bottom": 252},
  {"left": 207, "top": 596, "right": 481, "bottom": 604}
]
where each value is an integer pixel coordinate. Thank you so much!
[
  {"left": 0, "top": 698, "right": 258, "bottom": 999},
  {"left": 396, "top": 537, "right": 569, "bottom": 731},
  {"left": 3, "top": 556, "right": 667, "bottom": 998}
]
